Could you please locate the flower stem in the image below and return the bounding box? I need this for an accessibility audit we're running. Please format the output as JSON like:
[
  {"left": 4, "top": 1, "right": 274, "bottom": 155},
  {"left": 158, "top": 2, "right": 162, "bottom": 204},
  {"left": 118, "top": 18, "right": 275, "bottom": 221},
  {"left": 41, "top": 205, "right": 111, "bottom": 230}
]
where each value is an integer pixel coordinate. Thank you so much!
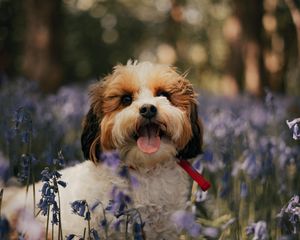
[
  {"left": 45, "top": 204, "right": 50, "bottom": 240},
  {"left": 32, "top": 173, "right": 36, "bottom": 216},
  {"left": 86, "top": 203, "right": 91, "bottom": 240},
  {"left": 57, "top": 187, "right": 63, "bottom": 240},
  {"left": 0, "top": 189, "right": 3, "bottom": 216}
]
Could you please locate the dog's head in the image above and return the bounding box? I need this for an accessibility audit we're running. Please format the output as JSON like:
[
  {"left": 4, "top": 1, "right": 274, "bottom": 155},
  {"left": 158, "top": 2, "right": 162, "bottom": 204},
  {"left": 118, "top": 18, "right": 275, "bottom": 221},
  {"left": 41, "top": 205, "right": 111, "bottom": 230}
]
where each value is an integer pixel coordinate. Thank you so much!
[{"left": 81, "top": 61, "right": 203, "bottom": 168}]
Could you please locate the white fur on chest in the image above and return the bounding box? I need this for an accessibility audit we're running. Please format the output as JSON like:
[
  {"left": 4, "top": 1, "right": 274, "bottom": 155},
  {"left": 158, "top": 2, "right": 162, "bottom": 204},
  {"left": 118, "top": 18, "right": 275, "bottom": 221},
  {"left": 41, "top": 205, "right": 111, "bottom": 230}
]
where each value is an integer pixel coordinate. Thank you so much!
[
  {"left": 3, "top": 159, "right": 189, "bottom": 239},
  {"left": 58, "top": 160, "right": 189, "bottom": 239}
]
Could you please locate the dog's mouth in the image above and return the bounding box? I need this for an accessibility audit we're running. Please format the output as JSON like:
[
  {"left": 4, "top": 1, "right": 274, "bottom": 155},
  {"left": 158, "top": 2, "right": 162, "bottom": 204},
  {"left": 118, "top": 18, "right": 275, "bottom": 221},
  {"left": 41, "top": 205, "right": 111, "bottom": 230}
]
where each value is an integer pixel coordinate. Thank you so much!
[{"left": 134, "top": 122, "right": 166, "bottom": 154}]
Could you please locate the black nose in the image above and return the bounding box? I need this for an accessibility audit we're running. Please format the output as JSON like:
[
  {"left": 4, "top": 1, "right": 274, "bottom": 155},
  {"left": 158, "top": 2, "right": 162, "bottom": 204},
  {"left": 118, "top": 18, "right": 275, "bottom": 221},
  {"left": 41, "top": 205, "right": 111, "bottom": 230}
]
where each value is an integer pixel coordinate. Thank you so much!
[{"left": 139, "top": 104, "right": 157, "bottom": 119}]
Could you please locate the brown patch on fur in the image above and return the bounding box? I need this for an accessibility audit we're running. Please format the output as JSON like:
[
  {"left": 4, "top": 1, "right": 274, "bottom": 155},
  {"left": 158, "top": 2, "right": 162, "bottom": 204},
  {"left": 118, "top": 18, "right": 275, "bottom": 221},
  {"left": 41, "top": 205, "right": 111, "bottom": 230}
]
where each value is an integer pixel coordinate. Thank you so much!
[
  {"left": 148, "top": 68, "right": 202, "bottom": 157},
  {"left": 148, "top": 68, "right": 197, "bottom": 115},
  {"left": 100, "top": 114, "right": 117, "bottom": 150},
  {"left": 176, "top": 116, "right": 193, "bottom": 150},
  {"left": 87, "top": 67, "right": 140, "bottom": 157},
  {"left": 91, "top": 66, "right": 140, "bottom": 115}
]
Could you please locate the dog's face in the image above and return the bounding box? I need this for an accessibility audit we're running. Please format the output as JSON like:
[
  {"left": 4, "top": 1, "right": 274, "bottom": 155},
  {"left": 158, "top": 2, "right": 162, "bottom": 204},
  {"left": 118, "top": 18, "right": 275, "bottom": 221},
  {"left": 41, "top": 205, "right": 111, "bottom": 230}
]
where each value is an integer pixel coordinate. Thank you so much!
[{"left": 81, "top": 61, "right": 202, "bottom": 168}]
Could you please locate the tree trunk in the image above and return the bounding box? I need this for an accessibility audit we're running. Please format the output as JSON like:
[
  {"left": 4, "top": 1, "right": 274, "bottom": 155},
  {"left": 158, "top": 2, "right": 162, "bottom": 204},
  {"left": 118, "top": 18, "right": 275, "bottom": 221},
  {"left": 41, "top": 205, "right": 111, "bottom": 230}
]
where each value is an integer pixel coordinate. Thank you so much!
[
  {"left": 224, "top": 0, "right": 265, "bottom": 96},
  {"left": 22, "top": 0, "right": 62, "bottom": 93}
]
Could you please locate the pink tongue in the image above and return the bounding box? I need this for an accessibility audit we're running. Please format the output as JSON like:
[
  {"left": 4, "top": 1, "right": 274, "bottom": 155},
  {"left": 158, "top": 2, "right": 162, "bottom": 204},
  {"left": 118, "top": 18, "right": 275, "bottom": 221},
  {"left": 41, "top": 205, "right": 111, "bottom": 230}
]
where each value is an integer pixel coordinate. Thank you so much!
[{"left": 137, "top": 125, "right": 161, "bottom": 154}]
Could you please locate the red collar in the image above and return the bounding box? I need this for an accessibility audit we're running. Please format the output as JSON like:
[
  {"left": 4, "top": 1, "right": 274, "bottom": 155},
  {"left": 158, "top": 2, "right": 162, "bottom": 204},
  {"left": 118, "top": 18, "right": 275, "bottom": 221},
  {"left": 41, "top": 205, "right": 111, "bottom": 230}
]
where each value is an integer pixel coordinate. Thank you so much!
[{"left": 177, "top": 159, "right": 211, "bottom": 191}]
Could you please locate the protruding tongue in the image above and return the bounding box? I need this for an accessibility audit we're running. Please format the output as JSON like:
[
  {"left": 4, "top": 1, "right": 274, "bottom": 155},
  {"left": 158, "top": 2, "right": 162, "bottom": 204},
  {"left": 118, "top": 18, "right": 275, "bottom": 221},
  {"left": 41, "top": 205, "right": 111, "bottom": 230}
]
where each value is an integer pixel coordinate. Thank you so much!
[{"left": 137, "top": 124, "right": 161, "bottom": 154}]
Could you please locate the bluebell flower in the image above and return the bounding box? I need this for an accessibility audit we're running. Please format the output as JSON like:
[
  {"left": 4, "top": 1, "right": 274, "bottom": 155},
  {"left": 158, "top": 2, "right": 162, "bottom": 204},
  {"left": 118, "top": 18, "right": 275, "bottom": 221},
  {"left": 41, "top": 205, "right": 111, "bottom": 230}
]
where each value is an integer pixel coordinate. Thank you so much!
[
  {"left": 57, "top": 180, "right": 67, "bottom": 188},
  {"left": 130, "top": 175, "right": 139, "bottom": 188},
  {"left": 107, "top": 186, "right": 132, "bottom": 216},
  {"left": 14, "top": 107, "right": 32, "bottom": 129},
  {"left": 118, "top": 165, "right": 139, "bottom": 188},
  {"left": 53, "top": 150, "right": 65, "bottom": 167},
  {"left": 65, "top": 234, "right": 76, "bottom": 240},
  {"left": 100, "top": 219, "right": 107, "bottom": 228},
  {"left": 118, "top": 166, "right": 129, "bottom": 179},
  {"left": 254, "top": 221, "right": 268, "bottom": 240},
  {"left": 40, "top": 167, "right": 52, "bottom": 182},
  {"left": 51, "top": 212, "right": 59, "bottom": 225},
  {"left": 192, "top": 158, "right": 202, "bottom": 170},
  {"left": 13, "top": 107, "right": 34, "bottom": 146},
  {"left": 242, "top": 151, "right": 260, "bottom": 179},
  {"left": 171, "top": 210, "right": 201, "bottom": 237},
  {"left": 71, "top": 200, "right": 87, "bottom": 217},
  {"left": 90, "top": 229, "right": 100, "bottom": 240},
  {"left": 18, "top": 153, "right": 37, "bottom": 183},
  {"left": 38, "top": 167, "right": 65, "bottom": 226},
  {"left": 278, "top": 195, "right": 300, "bottom": 234},
  {"left": 202, "top": 226, "right": 219, "bottom": 238},
  {"left": 90, "top": 201, "right": 101, "bottom": 212},
  {"left": 101, "top": 151, "right": 120, "bottom": 170},
  {"left": 133, "top": 222, "right": 144, "bottom": 240},
  {"left": 286, "top": 118, "right": 300, "bottom": 140},
  {"left": 245, "top": 223, "right": 255, "bottom": 236},
  {"left": 246, "top": 221, "right": 268, "bottom": 240},
  {"left": 203, "top": 150, "right": 213, "bottom": 162},
  {"left": 112, "top": 219, "right": 123, "bottom": 232}
]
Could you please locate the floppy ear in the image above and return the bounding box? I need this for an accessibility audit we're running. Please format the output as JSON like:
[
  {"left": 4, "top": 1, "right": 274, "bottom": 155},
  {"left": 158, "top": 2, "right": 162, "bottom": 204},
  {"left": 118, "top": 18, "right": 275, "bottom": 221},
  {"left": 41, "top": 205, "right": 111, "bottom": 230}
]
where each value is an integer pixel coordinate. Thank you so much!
[
  {"left": 177, "top": 103, "right": 203, "bottom": 159},
  {"left": 81, "top": 108, "right": 101, "bottom": 162}
]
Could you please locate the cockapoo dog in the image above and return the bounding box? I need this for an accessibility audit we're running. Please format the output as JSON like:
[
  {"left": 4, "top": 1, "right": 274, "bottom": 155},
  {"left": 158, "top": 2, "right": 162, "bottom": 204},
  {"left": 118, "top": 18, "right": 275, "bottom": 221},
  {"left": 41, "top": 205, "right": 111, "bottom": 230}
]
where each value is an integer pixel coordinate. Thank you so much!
[{"left": 2, "top": 61, "right": 204, "bottom": 239}]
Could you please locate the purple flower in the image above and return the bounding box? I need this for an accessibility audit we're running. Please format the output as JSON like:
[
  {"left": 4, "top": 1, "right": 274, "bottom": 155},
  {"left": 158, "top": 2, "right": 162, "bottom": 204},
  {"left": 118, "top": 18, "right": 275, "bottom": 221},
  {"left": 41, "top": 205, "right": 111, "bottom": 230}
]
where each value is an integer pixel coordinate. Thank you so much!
[
  {"left": 71, "top": 200, "right": 87, "bottom": 217},
  {"left": 107, "top": 186, "right": 132, "bottom": 216},
  {"left": 112, "top": 219, "right": 123, "bottom": 232},
  {"left": 278, "top": 195, "right": 300, "bottom": 234},
  {"left": 52, "top": 150, "right": 65, "bottom": 167},
  {"left": 171, "top": 210, "right": 201, "bottom": 237},
  {"left": 118, "top": 166, "right": 129, "bottom": 178},
  {"left": 133, "top": 222, "right": 144, "bottom": 240},
  {"left": 57, "top": 180, "right": 67, "bottom": 188},
  {"left": 18, "top": 154, "right": 37, "bottom": 183},
  {"left": 90, "top": 200, "right": 101, "bottom": 212},
  {"left": 38, "top": 167, "right": 65, "bottom": 225},
  {"left": 286, "top": 118, "right": 300, "bottom": 140},
  {"left": 246, "top": 223, "right": 255, "bottom": 236},
  {"left": 65, "top": 234, "right": 76, "bottom": 240},
  {"left": 242, "top": 151, "right": 260, "bottom": 179},
  {"left": 246, "top": 221, "right": 268, "bottom": 240},
  {"left": 101, "top": 151, "right": 120, "bottom": 170},
  {"left": 90, "top": 229, "right": 100, "bottom": 240},
  {"left": 130, "top": 175, "right": 139, "bottom": 188}
]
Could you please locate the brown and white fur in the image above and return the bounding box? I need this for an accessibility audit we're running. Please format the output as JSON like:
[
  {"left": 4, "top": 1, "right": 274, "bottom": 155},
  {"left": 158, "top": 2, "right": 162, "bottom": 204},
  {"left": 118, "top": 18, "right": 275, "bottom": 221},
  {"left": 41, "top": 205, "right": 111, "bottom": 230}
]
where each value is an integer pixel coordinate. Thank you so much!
[{"left": 2, "top": 61, "right": 203, "bottom": 239}]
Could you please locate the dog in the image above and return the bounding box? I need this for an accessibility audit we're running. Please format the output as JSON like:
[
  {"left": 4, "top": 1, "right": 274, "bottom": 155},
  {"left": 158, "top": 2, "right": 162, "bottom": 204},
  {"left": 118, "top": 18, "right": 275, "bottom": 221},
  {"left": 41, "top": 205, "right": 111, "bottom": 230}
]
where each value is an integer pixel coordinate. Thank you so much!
[{"left": 2, "top": 61, "right": 203, "bottom": 239}]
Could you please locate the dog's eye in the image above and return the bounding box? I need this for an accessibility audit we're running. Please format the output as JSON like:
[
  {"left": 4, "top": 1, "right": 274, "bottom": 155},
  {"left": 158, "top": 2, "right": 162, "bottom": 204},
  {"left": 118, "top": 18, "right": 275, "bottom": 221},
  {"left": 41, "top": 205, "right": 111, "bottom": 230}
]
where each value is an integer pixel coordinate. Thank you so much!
[
  {"left": 156, "top": 90, "right": 170, "bottom": 99},
  {"left": 121, "top": 94, "right": 132, "bottom": 106}
]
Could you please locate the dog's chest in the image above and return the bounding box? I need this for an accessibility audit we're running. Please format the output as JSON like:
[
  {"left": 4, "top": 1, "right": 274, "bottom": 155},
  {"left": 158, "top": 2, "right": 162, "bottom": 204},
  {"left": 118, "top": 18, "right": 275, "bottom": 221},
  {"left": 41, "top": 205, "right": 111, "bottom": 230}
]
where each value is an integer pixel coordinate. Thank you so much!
[{"left": 130, "top": 163, "right": 189, "bottom": 209}]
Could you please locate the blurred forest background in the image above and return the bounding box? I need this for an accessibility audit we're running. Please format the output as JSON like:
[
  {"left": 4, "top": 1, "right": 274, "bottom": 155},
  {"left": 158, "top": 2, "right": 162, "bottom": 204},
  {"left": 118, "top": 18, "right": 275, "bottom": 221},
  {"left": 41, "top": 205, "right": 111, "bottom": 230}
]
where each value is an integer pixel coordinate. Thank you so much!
[
  {"left": 1, "top": 1, "right": 300, "bottom": 239},
  {"left": 0, "top": 0, "right": 300, "bottom": 96}
]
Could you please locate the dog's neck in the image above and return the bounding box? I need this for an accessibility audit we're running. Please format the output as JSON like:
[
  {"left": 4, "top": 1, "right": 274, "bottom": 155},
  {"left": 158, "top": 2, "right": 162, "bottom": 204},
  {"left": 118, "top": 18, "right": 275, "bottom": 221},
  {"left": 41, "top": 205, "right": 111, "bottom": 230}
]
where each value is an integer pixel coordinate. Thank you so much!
[
  {"left": 123, "top": 155, "right": 179, "bottom": 173},
  {"left": 119, "top": 143, "right": 178, "bottom": 169}
]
